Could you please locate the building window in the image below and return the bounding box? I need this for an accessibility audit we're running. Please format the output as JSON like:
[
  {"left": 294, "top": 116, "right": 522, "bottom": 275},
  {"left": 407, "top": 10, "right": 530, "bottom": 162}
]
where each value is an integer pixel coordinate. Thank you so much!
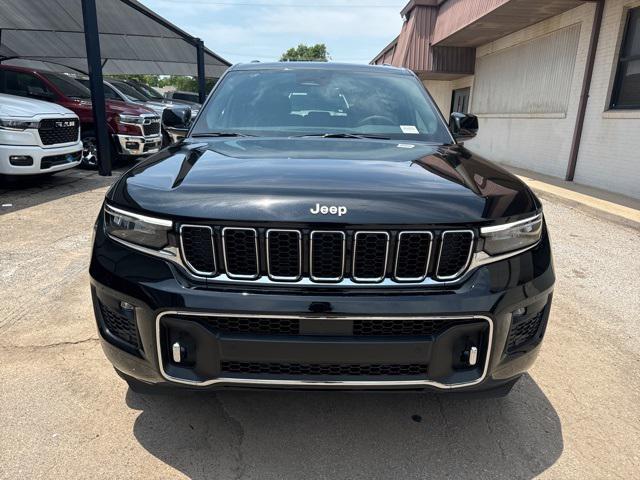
[{"left": 611, "top": 7, "right": 640, "bottom": 109}]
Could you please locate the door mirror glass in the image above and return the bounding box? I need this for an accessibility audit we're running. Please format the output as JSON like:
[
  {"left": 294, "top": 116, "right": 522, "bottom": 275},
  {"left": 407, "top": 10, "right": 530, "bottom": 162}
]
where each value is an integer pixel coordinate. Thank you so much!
[{"left": 449, "top": 112, "right": 478, "bottom": 142}]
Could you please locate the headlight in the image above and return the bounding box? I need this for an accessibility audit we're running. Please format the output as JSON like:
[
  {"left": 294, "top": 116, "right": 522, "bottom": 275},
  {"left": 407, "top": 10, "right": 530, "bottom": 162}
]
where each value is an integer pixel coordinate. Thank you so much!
[
  {"left": 116, "top": 114, "right": 145, "bottom": 125},
  {"left": 104, "top": 204, "right": 172, "bottom": 249},
  {"left": 0, "top": 118, "right": 39, "bottom": 130},
  {"left": 481, "top": 213, "right": 543, "bottom": 256}
]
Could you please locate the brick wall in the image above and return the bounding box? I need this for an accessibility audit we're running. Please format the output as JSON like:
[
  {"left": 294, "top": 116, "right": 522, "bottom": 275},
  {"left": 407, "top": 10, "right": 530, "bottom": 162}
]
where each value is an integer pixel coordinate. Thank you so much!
[{"left": 573, "top": 0, "right": 640, "bottom": 199}]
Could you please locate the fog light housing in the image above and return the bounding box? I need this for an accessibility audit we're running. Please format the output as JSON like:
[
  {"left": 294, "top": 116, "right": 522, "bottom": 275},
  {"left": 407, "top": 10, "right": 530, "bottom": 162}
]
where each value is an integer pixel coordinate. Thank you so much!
[
  {"left": 9, "top": 155, "right": 33, "bottom": 166},
  {"left": 125, "top": 141, "right": 139, "bottom": 150}
]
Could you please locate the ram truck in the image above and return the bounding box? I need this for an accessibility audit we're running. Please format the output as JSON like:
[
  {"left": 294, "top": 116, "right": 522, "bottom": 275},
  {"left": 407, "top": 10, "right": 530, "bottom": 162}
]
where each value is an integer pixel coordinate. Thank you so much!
[
  {"left": 0, "top": 65, "right": 161, "bottom": 168},
  {"left": 90, "top": 63, "right": 554, "bottom": 396},
  {"left": 0, "top": 93, "right": 82, "bottom": 175}
]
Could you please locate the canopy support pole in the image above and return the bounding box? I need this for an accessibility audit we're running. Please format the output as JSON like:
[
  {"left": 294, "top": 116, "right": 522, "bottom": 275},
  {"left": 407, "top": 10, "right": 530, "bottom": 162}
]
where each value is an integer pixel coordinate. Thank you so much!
[
  {"left": 196, "top": 39, "right": 206, "bottom": 104},
  {"left": 81, "top": 0, "right": 111, "bottom": 176}
]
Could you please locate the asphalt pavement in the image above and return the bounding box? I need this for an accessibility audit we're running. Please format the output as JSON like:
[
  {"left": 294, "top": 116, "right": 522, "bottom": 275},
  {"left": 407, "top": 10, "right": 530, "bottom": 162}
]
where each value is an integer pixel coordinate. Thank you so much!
[{"left": 1, "top": 168, "right": 639, "bottom": 479}]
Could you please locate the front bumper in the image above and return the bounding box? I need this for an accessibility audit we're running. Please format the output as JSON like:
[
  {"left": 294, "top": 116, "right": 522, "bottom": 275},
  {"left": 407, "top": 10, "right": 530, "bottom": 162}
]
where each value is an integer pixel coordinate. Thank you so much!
[
  {"left": 90, "top": 223, "right": 554, "bottom": 392},
  {"left": 114, "top": 134, "right": 161, "bottom": 156},
  {"left": 0, "top": 142, "right": 82, "bottom": 175}
]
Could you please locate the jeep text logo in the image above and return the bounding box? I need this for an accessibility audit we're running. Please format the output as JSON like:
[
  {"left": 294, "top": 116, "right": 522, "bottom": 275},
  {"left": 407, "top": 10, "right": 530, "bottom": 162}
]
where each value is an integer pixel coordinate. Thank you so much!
[{"left": 310, "top": 203, "right": 347, "bottom": 217}]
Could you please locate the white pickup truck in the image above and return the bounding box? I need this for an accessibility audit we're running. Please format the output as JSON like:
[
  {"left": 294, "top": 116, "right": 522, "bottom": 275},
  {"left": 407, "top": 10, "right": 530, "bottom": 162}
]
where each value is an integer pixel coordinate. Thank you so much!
[{"left": 0, "top": 93, "right": 82, "bottom": 175}]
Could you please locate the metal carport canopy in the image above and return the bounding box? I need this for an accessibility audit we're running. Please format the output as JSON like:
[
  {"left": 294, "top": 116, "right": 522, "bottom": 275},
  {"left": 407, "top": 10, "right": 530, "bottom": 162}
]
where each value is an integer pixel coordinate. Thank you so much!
[
  {"left": 0, "top": 0, "right": 230, "bottom": 77},
  {"left": 0, "top": 0, "right": 230, "bottom": 176}
]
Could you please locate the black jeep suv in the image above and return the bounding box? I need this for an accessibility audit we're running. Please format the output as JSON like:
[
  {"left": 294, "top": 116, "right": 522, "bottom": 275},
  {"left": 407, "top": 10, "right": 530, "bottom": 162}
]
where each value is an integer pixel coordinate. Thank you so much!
[{"left": 90, "top": 63, "right": 554, "bottom": 395}]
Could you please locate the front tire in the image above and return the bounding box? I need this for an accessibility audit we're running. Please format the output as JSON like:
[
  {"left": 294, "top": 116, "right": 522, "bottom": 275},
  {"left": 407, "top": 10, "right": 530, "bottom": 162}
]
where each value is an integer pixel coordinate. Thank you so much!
[{"left": 80, "top": 130, "right": 118, "bottom": 169}]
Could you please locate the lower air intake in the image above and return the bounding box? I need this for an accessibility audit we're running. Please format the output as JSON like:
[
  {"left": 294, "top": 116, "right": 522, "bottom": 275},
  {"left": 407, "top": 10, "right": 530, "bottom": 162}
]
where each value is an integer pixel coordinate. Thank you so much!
[
  {"left": 99, "top": 302, "right": 139, "bottom": 349},
  {"left": 221, "top": 361, "right": 429, "bottom": 377},
  {"left": 507, "top": 311, "right": 545, "bottom": 353}
]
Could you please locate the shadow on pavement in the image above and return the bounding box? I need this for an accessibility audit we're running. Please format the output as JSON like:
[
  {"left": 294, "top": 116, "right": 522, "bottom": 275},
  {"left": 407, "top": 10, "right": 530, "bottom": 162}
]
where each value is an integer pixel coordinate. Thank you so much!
[
  {"left": 127, "top": 374, "right": 562, "bottom": 479},
  {"left": 0, "top": 165, "right": 129, "bottom": 215}
]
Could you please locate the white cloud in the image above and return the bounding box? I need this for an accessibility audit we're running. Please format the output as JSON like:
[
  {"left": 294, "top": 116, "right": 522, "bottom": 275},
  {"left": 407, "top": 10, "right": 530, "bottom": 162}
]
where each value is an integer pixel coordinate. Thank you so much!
[{"left": 142, "top": 0, "right": 405, "bottom": 63}]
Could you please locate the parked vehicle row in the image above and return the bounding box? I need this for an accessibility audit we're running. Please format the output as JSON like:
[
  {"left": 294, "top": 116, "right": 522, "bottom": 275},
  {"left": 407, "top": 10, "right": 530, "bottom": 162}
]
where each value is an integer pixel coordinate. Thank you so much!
[
  {"left": 73, "top": 76, "right": 197, "bottom": 146},
  {"left": 0, "top": 65, "right": 200, "bottom": 174}
]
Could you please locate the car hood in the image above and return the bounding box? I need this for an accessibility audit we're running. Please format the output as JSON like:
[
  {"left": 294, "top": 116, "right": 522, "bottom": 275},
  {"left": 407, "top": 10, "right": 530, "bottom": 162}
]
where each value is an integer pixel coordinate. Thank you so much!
[
  {"left": 70, "top": 98, "right": 157, "bottom": 116},
  {"left": 0, "top": 93, "right": 76, "bottom": 117},
  {"left": 108, "top": 137, "right": 540, "bottom": 225}
]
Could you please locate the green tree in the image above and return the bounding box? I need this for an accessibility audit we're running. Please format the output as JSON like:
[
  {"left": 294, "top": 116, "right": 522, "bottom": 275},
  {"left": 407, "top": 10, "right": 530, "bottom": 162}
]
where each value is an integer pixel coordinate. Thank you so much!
[
  {"left": 280, "top": 43, "right": 329, "bottom": 62},
  {"left": 110, "top": 74, "right": 162, "bottom": 87}
]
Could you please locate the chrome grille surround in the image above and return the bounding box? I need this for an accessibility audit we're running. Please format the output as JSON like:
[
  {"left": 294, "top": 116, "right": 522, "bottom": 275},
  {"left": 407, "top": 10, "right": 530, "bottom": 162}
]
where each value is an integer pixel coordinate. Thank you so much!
[
  {"left": 179, "top": 227, "right": 478, "bottom": 285},
  {"left": 179, "top": 224, "right": 217, "bottom": 276},
  {"left": 351, "top": 231, "right": 390, "bottom": 283},
  {"left": 393, "top": 231, "right": 433, "bottom": 282},
  {"left": 266, "top": 229, "right": 302, "bottom": 281},
  {"left": 309, "top": 231, "right": 346, "bottom": 282},
  {"left": 435, "top": 230, "right": 475, "bottom": 281},
  {"left": 221, "top": 227, "right": 259, "bottom": 279}
]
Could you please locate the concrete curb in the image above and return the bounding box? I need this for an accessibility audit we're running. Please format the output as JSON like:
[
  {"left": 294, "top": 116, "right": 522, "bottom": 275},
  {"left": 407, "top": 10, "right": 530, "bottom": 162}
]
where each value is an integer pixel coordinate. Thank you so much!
[{"left": 516, "top": 174, "right": 640, "bottom": 228}]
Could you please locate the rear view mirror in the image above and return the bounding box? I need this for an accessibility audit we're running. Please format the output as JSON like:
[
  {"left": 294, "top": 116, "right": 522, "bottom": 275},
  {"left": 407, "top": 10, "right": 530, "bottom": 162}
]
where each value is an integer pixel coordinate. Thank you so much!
[{"left": 449, "top": 112, "right": 478, "bottom": 142}]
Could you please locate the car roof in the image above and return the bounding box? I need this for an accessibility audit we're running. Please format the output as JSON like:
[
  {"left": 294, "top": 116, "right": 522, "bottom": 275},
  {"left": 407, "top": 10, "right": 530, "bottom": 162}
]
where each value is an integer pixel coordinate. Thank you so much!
[{"left": 229, "top": 62, "right": 411, "bottom": 75}]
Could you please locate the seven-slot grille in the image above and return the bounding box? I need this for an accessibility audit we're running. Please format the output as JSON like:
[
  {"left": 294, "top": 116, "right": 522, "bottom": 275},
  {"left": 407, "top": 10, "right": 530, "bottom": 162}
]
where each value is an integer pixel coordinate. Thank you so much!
[
  {"left": 38, "top": 118, "right": 79, "bottom": 145},
  {"left": 179, "top": 226, "right": 474, "bottom": 284}
]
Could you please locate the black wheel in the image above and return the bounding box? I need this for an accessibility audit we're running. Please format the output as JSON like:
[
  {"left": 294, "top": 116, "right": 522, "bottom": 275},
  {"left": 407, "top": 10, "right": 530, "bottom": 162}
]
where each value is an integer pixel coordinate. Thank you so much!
[
  {"left": 80, "top": 131, "right": 99, "bottom": 169},
  {"left": 80, "top": 130, "right": 118, "bottom": 169}
]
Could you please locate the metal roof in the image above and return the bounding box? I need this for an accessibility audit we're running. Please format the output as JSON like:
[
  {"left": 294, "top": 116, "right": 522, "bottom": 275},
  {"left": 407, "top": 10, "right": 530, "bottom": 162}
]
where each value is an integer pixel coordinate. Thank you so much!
[{"left": 0, "top": 0, "right": 230, "bottom": 77}]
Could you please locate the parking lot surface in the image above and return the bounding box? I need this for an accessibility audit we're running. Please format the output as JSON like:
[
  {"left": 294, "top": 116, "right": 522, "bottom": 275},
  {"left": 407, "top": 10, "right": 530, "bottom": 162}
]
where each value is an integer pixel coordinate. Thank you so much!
[{"left": 1, "top": 169, "right": 639, "bottom": 479}]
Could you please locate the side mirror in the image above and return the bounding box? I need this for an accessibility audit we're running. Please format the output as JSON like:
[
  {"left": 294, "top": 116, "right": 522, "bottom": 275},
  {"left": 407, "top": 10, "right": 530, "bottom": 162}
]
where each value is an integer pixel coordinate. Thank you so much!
[
  {"left": 449, "top": 112, "right": 478, "bottom": 142},
  {"left": 162, "top": 106, "right": 191, "bottom": 128}
]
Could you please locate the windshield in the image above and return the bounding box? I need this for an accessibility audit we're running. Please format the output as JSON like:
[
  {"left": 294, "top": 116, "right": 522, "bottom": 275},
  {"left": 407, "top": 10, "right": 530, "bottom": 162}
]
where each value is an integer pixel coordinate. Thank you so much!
[
  {"left": 110, "top": 81, "right": 150, "bottom": 102},
  {"left": 173, "top": 92, "right": 199, "bottom": 103},
  {"left": 42, "top": 73, "right": 91, "bottom": 100},
  {"left": 132, "top": 82, "right": 163, "bottom": 100},
  {"left": 191, "top": 68, "right": 451, "bottom": 143}
]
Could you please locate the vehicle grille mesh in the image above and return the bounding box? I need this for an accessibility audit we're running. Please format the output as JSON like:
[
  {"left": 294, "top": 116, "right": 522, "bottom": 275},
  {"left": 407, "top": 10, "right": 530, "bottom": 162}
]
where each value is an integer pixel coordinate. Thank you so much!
[
  {"left": 181, "top": 226, "right": 216, "bottom": 274},
  {"left": 352, "top": 232, "right": 389, "bottom": 281},
  {"left": 436, "top": 231, "right": 473, "bottom": 279},
  {"left": 143, "top": 122, "right": 160, "bottom": 136},
  {"left": 176, "top": 315, "right": 468, "bottom": 337},
  {"left": 310, "top": 231, "right": 344, "bottom": 280},
  {"left": 38, "top": 118, "right": 79, "bottom": 145},
  {"left": 180, "top": 226, "right": 475, "bottom": 284},
  {"left": 221, "top": 361, "right": 429, "bottom": 377},
  {"left": 223, "top": 228, "right": 259, "bottom": 278},
  {"left": 99, "top": 302, "right": 139, "bottom": 349},
  {"left": 507, "top": 311, "right": 545, "bottom": 353},
  {"left": 195, "top": 316, "right": 300, "bottom": 335},
  {"left": 395, "top": 232, "right": 432, "bottom": 280},
  {"left": 40, "top": 150, "right": 82, "bottom": 169},
  {"left": 267, "top": 230, "right": 301, "bottom": 279},
  {"left": 353, "top": 319, "right": 464, "bottom": 336}
]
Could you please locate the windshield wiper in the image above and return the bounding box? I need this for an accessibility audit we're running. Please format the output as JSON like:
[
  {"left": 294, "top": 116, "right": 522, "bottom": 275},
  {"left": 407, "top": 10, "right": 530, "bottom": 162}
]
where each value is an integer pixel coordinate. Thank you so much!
[
  {"left": 295, "top": 133, "right": 391, "bottom": 140},
  {"left": 191, "top": 132, "right": 257, "bottom": 138}
]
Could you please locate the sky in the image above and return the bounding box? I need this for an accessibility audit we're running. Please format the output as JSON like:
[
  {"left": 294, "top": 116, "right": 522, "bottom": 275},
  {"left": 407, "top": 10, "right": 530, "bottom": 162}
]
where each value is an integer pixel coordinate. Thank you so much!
[{"left": 140, "top": 0, "right": 407, "bottom": 65}]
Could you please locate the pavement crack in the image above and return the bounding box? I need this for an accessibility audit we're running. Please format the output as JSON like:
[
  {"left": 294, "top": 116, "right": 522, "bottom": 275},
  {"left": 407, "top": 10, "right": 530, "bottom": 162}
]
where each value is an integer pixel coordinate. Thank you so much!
[
  {"left": 215, "top": 395, "right": 247, "bottom": 480},
  {"left": 0, "top": 336, "right": 99, "bottom": 351}
]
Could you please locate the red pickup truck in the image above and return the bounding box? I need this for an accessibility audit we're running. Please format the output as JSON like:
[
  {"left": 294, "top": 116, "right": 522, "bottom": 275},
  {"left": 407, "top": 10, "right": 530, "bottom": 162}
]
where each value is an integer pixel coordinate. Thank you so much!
[{"left": 0, "top": 65, "right": 161, "bottom": 168}]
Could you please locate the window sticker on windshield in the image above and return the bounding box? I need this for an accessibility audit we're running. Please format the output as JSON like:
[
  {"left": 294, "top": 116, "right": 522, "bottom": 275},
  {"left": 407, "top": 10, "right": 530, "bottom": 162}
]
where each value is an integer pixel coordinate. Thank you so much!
[
  {"left": 397, "top": 144, "right": 415, "bottom": 149},
  {"left": 400, "top": 125, "right": 420, "bottom": 134}
]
